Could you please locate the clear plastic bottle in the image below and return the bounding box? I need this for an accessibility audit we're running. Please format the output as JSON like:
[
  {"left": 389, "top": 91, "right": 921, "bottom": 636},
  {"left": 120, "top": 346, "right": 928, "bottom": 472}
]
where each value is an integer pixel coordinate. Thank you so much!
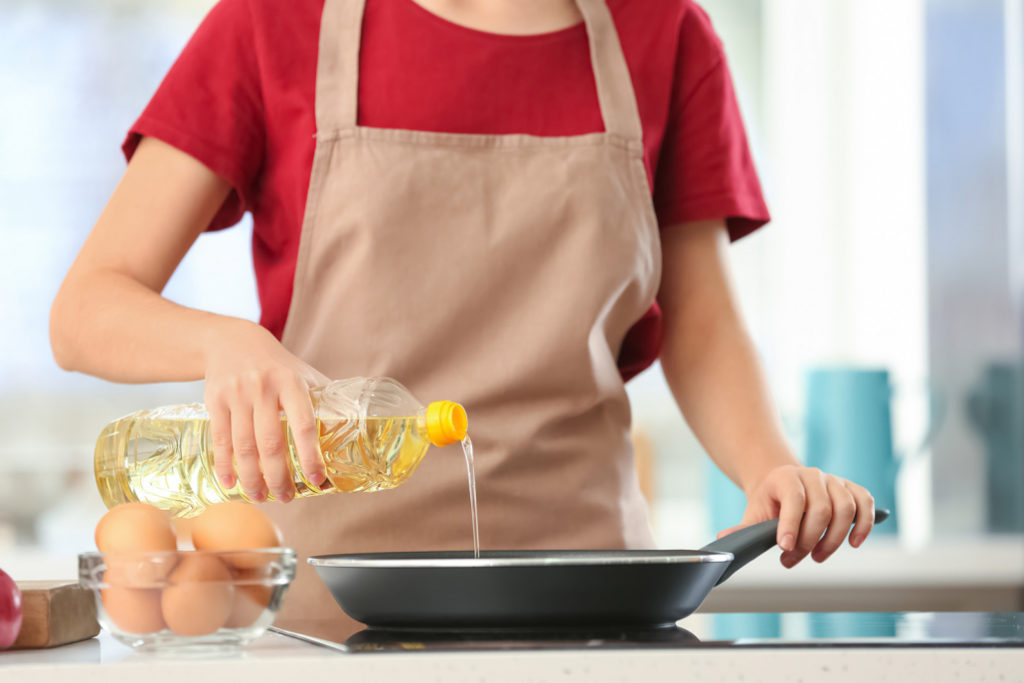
[{"left": 94, "top": 377, "right": 468, "bottom": 518}]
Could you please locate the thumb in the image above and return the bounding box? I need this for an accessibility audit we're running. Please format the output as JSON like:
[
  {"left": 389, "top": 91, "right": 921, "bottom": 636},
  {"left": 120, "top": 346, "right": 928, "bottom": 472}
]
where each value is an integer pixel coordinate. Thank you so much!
[
  {"left": 715, "top": 494, "right": 780, "bottom": 539},
  {"left": 716, "top": 523, "right": 745, "bottom": 539},
  {"left": 715, "top": 507, "right": 761, "bottom": 539}
]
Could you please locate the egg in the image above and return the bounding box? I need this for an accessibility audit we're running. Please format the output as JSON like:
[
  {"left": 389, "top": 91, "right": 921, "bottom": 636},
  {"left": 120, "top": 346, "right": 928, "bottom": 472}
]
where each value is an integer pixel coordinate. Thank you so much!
[
  {"left": 101, "top": 563, "right": 166, "bottom": 634},
  {"left": 95, "top": 503, "right": 176, "bottom": 554},
  {"left": 96, "top": 503, "right": 178, "bottom": 583},
  {"left": 161, "top": 555, "right": 234, "bottom": 636},
  {"left": 225, "top": 569, "right": 274, "bottom": 629},
  {"left": 191, "top": 503, "right": 282, "bottom": 568}
]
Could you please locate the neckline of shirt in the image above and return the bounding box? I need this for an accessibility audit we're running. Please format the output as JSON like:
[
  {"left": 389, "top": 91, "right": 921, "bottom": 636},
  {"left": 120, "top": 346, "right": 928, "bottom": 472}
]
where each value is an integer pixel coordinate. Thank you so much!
[{"left": 395, "top": 0, "right": 598, "bottom": 44}]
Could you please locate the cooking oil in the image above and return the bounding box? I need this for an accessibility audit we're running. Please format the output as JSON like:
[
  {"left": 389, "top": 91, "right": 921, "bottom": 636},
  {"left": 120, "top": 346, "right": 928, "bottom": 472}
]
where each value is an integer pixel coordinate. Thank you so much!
[
  {"left": 94, "top": 407, "right": 439, "bottom": 517},
  {"left": 93, "top": 377, "right": 469, "bottom": 519}
]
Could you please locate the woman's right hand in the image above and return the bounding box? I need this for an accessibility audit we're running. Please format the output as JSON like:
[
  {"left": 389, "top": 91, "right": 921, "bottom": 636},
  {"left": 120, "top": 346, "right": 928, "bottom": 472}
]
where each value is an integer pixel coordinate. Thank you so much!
[{"left": 202, "top": 319, "right": 330, "bottom": 503}]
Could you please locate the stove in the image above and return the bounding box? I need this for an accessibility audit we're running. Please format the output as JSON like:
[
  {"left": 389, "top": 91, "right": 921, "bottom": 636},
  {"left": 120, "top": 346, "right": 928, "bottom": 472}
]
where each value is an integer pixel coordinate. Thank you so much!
[{"left": 273, "top": 612, "right": 1024, "bottom": 653}]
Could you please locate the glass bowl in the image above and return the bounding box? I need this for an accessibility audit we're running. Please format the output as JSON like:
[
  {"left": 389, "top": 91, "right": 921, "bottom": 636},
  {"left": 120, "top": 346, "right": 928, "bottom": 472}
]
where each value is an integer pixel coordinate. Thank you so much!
[{"left": 79, "top": 548, "right": 296, "bottom": 652}]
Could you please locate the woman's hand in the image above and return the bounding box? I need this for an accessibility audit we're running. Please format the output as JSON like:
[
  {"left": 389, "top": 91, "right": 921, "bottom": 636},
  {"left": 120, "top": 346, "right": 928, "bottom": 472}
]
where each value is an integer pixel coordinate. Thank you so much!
[
  {"left": 49, "top": 136, "right": 330, "bottom": 504},
  {"left": 717, "top": 465, "right": 877, "bottom": 567},
  {"left": 202, "top": 319, "right": 330, "bottom": 503}
]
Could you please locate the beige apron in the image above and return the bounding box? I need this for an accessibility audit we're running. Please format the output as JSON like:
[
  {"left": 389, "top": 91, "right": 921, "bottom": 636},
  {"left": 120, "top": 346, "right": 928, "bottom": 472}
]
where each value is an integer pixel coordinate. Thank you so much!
[{"left": 268, "top": 0, "right": 662, "bottom": 631}]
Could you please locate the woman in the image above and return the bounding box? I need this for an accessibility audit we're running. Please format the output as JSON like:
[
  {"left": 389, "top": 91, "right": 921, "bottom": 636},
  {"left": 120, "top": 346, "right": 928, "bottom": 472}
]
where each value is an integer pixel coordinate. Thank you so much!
[{"left": 50, "top": 0, "right": 876, "bottom": 631}]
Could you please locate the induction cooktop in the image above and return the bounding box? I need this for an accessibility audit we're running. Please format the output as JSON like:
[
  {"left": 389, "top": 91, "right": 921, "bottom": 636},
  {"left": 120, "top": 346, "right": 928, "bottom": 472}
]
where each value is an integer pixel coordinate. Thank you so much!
[{"left": 272, "top": 612, "right": 1024, "bottom": 653}]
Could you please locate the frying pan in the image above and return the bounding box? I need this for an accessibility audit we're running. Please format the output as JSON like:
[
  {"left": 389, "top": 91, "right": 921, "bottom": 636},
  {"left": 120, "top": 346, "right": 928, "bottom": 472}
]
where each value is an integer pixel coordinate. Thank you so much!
[{"left": 309, "top": 509, "right": 889, "bottom": 630}]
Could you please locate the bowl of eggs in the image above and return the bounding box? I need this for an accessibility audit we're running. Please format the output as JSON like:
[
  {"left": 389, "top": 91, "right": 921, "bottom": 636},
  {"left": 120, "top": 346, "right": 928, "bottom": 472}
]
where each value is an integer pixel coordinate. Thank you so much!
[{"left": 79, "top": 502, "right": 296, "bottom": 652}]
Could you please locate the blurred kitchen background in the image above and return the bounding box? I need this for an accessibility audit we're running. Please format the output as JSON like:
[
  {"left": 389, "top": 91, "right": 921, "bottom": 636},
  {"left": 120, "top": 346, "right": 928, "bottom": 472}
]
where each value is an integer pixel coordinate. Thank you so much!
[{"left": 1, "top": 0, "right": 1022, "bottom": 611}]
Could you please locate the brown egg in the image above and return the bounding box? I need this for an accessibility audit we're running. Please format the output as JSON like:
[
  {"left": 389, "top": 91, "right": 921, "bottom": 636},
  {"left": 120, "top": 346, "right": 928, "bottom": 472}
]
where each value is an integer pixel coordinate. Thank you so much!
[
  {"left": 101, "top": 563, "right": 166, "bottom": 634},
  {"left": 95, "top": 503, "right": 176, "bottom": 554},
  {"left": 225, "top": 569, "right": 274, "bottom": 629},
  {"left": 161, "top": 555, "right": 234, "bottom": 636},
  {"left": 191, "top": 503, "right": 282, "bottom": 568},
  {"left": 96, "top": 503, "right": 178, "bottom": 583}
]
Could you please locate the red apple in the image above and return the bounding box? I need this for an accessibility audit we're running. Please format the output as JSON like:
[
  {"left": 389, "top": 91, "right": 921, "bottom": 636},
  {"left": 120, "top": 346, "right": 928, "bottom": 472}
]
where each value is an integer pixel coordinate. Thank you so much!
[{"left": 0, "top": 568, "right": 22, "bottom": 649}]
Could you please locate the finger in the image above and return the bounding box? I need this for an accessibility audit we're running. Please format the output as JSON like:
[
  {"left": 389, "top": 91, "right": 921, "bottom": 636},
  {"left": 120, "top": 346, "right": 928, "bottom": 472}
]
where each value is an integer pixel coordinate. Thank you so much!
[
  {"left": 773, "top": 470, "right": 806, "bottom": 554},
  {"left": 230, "top": 401, "right": 266, "bottom": 502},
  {"left": 811, "top": 476, "right": 857, "bottom": 563},
  {"left": 846, "top": 482, "right": 876, "bottom": 547},
  {"left": 253, "top": 393, "right": 295, "bottom": 502},
  {"left": 206, "top": 392, "right": 236, "bottom": 489},
  {"left": 280, "top": 380, "right": 326, "bottom": 487},
  {"left": 781, "top": 468, "right": 832, "bottom": 568}
]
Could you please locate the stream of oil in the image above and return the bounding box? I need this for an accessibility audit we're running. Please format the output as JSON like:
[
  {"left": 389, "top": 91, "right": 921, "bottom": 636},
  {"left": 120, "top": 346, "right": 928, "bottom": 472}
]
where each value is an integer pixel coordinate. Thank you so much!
[{"left": 461, "top": 435, "right": 480, "bottom": 559}]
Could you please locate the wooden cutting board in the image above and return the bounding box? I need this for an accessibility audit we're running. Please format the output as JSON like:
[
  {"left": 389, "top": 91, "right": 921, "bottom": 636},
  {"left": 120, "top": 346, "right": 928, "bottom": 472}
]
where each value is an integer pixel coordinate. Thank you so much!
[{"left": 10, "top": 581, "right": 99, "bottom": 649}]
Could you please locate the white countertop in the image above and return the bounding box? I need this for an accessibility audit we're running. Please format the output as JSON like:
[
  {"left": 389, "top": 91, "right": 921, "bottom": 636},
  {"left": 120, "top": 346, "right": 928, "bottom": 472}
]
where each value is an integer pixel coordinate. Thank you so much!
[{"left": 1, "top": 628, "right": 1021, "bottom": 683}]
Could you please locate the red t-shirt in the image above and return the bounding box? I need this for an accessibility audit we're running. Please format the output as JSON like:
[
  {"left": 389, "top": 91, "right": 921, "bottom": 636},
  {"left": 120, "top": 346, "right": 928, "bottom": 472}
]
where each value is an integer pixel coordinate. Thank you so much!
[{"left": 124, "top": 0, "right": 769, "bottom": 381}]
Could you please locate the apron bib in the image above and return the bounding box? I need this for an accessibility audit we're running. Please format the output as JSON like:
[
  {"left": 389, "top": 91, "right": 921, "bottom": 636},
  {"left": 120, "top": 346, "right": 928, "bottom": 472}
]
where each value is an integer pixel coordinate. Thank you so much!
[{"left": 268, "top": 0, "right": 662, "bottom": 628}]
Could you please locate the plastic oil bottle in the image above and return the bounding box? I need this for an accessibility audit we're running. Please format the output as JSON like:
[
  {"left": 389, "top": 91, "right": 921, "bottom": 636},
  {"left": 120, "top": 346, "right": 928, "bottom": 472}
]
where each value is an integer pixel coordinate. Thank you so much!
[{"left": 94, "top": 377, "right": 468, "bottom": 518}]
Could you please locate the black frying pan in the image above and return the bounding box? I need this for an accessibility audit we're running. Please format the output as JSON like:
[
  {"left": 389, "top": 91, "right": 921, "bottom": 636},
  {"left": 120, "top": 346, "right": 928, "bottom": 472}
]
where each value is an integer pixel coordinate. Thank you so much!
[{"left": 309, "top": 509, "right": 889, "bottom": 630}]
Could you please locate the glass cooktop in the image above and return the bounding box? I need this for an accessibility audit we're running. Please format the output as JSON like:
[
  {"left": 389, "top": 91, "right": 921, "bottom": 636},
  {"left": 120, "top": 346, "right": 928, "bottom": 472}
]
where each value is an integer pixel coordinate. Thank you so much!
[{"left": 272, "top": 612, "right": 1024, "bottom": 653}]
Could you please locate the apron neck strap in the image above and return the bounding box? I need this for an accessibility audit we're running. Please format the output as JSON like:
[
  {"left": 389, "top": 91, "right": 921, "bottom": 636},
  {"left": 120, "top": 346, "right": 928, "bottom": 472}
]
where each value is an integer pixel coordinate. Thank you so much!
[
  {"left": 315, "top": 0, "right": 644, "bottom": 142},
  {"left": 574, "top": 0, "right": 644, "bottom": 142},
  {"left": 316, "top": 0, "right": 365, "bottom": 133}
]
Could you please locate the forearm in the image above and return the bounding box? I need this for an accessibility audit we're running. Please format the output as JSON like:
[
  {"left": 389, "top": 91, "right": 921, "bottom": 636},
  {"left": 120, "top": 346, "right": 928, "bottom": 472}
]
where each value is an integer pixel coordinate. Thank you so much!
[
  {"left": 657, "top": 219, "right": 799, "bottom": 494},
  {"left": 48, "top": 135, "right": 254, "bottom": 384},
  {"left": 50, "top": 268, "right": 256, "bottom": 384},
  {"left": 661, "top": 310, "right": 799, "bottom": 493}
]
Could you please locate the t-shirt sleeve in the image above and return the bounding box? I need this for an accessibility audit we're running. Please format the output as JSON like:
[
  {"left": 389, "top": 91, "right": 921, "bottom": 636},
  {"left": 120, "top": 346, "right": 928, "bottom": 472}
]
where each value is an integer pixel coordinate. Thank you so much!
[
  {"left": 122, "top": 0, "right": 265, "bottom": 231},
  {"left": 653, "top": 5, "right": 770, "bottom": 241}
]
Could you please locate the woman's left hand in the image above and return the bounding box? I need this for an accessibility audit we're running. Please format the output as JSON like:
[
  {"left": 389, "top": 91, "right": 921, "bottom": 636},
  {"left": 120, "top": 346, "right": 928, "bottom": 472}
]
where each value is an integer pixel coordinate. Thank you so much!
[{"left": 717, "top": 465, "right": 877, "bottom": 568}]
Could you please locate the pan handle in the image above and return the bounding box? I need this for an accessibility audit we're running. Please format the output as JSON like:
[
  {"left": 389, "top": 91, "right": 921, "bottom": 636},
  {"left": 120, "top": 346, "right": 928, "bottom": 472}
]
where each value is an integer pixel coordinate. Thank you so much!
[{"left": 701, "top": 508, "right": 890, "bottom": 586}]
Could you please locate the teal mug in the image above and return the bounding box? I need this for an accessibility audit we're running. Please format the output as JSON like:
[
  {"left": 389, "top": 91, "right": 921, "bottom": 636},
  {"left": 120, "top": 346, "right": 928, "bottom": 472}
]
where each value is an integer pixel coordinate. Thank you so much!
[{"left": 803, "top": 366, "right": 941, "bottom": 534}]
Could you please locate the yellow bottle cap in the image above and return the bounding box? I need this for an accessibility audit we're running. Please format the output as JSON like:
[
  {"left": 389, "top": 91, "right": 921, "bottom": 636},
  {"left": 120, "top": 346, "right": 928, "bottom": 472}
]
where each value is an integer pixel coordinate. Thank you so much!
[{"left": 425, "top": 401, "right": 468, "bottom": 447}]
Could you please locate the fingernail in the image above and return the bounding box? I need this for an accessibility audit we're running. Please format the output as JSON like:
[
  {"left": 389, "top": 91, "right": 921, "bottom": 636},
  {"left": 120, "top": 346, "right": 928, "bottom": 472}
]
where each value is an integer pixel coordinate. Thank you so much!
[
  {"left": 254, "top": 490, "right": 267, "bottom": 502},
  {"left": 781, "top": 556, "right": 795, "bottom": 569},
  {"left": 310, "top": 472, "right": 326, "bottom": 486},
  {"left": 851, "top": 534, "right": 863, "bottom": 548},
  {"left": 279, "top": 490, "right": 294, "bottom": 503},
  {"left": 781, "top": 534, "right": 795, "bottom": 551}
]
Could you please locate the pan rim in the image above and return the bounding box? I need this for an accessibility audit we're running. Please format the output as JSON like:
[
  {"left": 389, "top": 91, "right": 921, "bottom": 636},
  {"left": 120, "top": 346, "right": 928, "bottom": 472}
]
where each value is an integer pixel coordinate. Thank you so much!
[{"left": 307, "top": 550, "right": 735, "bottom": 569}]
